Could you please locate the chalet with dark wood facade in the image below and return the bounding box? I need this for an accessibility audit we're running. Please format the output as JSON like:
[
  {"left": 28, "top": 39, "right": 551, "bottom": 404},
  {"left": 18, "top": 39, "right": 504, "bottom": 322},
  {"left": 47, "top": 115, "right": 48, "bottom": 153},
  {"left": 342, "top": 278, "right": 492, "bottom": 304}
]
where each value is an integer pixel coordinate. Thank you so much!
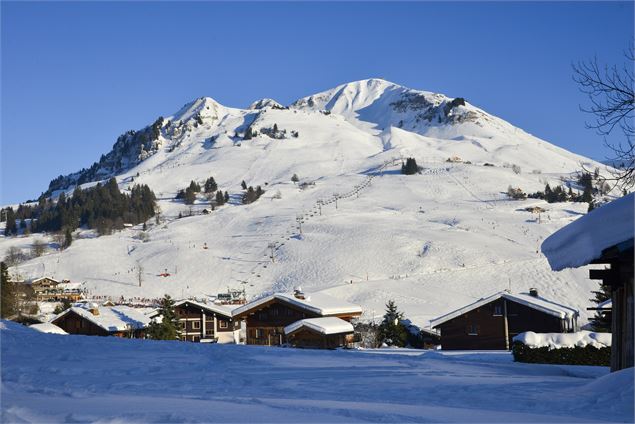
[
  {"left": 170, "top": 300, "right": 238, "bottom": 343},
  {"left": 232, "top": 289, "right": 362, "bottom": 347},
  {"left": 430, "top": 290, "right": 579, "bottom": 350},
  {"left": 51, "top": 303, "right": 150, "bottom": 338},
  {"left": 542, "top": 193, "right": 634, "bottom": 372},
  {"left": 284, "top": 317, "right": 355, "bottom": 349}
]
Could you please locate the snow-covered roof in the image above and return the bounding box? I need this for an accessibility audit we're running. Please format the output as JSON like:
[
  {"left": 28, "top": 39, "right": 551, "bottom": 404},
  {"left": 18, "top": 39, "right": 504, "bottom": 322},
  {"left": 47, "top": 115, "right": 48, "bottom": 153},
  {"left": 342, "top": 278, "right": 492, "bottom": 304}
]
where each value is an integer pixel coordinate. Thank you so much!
[
  {"left": 430, "top": 291, "right": 579, "bottom": 328},
  {"left": 30, "top": 277, "right": 60, "bottom": 285},
  {"left": 29, "top": 322, "right": 68, "bottom": 335},
  {"left": 513, "top": 330, "right": 611, "bottom": 349},
  {"left": 174, "top": 299, "right": 233, "bottom": 317},
  {"left": 541, "top": 193, "right": 634, "bottom": 271},
  {"left": 52, "top": 304, "right": 151, "bottom": 332},
  {"left": 233, "top": 292, "right": 362, "bottom": 317},
  {"left": 284, "top": 317, "right": 354, "bottom": 336}
]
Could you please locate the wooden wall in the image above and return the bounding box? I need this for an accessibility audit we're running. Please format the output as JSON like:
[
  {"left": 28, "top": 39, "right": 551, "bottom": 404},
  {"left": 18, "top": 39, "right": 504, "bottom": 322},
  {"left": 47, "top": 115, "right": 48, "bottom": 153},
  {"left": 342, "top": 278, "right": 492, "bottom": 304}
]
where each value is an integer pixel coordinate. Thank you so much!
[
  {"left": 53, "top": 310, "right": 110, "bottom": 337},
  {"left": 438, "top": 298, "right": 564, "bottom": 350}
]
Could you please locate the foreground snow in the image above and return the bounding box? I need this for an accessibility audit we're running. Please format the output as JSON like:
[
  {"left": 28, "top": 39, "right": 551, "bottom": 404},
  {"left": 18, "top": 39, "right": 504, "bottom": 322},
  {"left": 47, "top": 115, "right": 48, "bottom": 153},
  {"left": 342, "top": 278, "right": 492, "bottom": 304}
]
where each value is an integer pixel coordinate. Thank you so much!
[{"left": 2, "top": 321, "right": 633, "bottom": 423}]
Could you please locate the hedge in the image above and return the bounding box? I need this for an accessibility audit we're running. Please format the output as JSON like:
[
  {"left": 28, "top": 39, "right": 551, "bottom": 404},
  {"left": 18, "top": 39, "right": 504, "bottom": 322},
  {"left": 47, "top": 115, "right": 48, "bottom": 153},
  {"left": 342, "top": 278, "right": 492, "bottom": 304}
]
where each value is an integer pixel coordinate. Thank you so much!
[{"left": 512, "top": 341, "right": 610, "bottom": 366}]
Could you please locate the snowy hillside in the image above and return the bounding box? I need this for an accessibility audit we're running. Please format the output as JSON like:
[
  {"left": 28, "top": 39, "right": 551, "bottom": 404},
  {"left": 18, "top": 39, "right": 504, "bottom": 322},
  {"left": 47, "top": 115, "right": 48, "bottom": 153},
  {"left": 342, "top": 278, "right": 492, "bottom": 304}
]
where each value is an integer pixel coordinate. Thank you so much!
[{"left": 1, "top": 78, "right": 610, "bottom": 327}]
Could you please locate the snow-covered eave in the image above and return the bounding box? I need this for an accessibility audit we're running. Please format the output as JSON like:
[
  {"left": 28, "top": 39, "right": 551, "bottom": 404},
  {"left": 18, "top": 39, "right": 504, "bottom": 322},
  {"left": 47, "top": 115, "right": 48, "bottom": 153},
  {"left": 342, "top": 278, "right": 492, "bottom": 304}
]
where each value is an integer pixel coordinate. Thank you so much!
[
  {"left": 430, "top": 293, "right": 502, "bottom": 328},
  {"left": 284, "top": 318, "right": 354, "bottom": 336},
  {"left": 232, "top": 293, "right": 362, "bottom": 318},
  {"left": 174, "top": 299, "right": 233, "bottom": 318},
  {"left": 51, "top": 307, "right": 147, "bottom": 333},
  {"left": 541, "top": 193, "right": 634, "bottom": 271},
  {"left": 503, "top": 293, "right": 578, "bottom": 319},
  {"left": 430, "top": 292, "right": 578, "bottom": 328}
]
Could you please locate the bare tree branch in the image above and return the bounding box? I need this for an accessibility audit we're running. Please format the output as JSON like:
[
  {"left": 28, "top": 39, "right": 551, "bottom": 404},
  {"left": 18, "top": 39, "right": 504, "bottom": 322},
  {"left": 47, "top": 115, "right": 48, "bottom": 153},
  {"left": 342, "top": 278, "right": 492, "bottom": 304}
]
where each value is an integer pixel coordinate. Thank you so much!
[{"left": 573, "top": 45, "right": 635, "bottom": 190}]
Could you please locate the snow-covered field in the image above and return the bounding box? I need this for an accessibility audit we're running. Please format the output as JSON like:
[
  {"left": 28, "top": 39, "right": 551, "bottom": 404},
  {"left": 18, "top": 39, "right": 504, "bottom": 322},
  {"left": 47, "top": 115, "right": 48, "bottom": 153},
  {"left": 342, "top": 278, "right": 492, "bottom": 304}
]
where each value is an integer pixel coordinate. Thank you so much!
[
  {"left": 1, "top": 78, "right": 613, "bottom": 328},
  {"left": 2, "top": 321, "right": 633, "bottom": 423}
]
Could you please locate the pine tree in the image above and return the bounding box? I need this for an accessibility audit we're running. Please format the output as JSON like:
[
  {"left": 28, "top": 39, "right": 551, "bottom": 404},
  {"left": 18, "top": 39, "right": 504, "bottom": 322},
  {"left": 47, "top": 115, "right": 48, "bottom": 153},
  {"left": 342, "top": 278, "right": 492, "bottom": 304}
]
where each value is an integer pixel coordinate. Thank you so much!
[
  {"left": 63, "top": 227, "right": 73, "bottom": 249},
  {"left": 4, "top": 208, "right": 16, "bottom": 236},
  {"left": 291, "top": 174, "right": 299, "bottom": 184},
  {"left": 544, "top": 184, "right": 554, "bottom": 202},
  {"left": 589, "top": 282, "right": 612, "bottom": 332},
  {"left": 378, "top": 300, "right": 409, "bottom": 347},
  {"left": 401, "top": 158, "right": 419, "bottom": 175},
  {"left": 146, "top": 295, "right": 180, "bottom": 340},
  {"left": 184, "top": 187, "right": 196, "bottom": 205},
  {"left": 224, "top": 191, "right": 229, "bottom": 203},
  {"left": 241, "top": 180, "right": 247, "bottom": 190},
  {"left": 204, "top": 177, "right": 217, "bottom": 193},
  {"left": 243, "top": 127, "right": 253, "bottom": 140},
  {"left": 215, "top": 190, "right": 224, "bottom": 206},
  {"left": 188, "top": 180, "right": 201, "bottom": 193},
  {"left": 1, "top": 261, "right": 16, "bottom": 318},
  {"left": 273, "top": 123, "right": 279, "bottom": 133}
]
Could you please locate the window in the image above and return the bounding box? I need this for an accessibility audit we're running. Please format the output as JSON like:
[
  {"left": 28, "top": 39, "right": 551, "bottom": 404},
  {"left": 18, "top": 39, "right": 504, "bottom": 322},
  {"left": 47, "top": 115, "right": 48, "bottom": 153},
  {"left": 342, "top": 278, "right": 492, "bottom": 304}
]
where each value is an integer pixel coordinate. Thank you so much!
[
  {"left": 193, "top": 336, "right": 200, "bottom": 342},
  {"left": 180, "top": 322, "right": 186, "bottom": 330},
  {"left": 468, "top": 324, "right": 478, "bottom": 336},
  {"left": 219, "top": 320, "right": 228, "bottom": 329},
  {"left": 255, "top": 329, "right": 262, "bottom": 338},
  {"left": 493, "top": 305, "right": 502, "bottom": 316},
  {"left": 192, "top": 321, "right": 201, "bottom": 330}
]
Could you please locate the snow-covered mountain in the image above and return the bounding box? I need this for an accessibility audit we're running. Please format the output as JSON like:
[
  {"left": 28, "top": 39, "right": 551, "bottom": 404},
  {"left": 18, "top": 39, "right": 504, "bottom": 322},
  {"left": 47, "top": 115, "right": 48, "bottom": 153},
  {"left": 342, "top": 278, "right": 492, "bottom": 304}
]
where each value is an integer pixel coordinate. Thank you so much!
[{"left": 2, "top": 78, "right": 607, "bottom": 327}]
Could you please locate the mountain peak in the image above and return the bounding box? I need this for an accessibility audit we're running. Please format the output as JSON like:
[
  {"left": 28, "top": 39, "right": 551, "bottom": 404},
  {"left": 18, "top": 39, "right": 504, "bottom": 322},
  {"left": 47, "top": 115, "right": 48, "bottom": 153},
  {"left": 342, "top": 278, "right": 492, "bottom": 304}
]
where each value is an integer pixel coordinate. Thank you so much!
[
  {"left": 249, "top": 98, "right": 285, "bottom": 110},
  {"left": 170, "top": 96, "right": 225, "bottom": 123}
]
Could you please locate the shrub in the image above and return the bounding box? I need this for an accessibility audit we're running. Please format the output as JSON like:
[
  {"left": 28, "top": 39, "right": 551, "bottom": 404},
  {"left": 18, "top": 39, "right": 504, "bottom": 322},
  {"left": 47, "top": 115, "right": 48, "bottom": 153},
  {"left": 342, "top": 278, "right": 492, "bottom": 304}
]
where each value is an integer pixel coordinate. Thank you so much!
[
  {"left": 512, "top": 341, "right": 610, "bottom": 366},
  {"left": 507, "top": 186, "right": 527, "bottom": 200}
]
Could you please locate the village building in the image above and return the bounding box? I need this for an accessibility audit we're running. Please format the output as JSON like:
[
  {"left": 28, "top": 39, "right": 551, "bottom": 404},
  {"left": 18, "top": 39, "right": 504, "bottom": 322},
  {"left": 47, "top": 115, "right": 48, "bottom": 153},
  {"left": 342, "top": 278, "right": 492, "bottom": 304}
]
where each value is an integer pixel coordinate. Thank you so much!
[
  {"left": 30, "top": 277, "right": 60, "bottom": 292},
  {"left": 542, "top": 193, "right": 634, "bottom": 371},
  {"left": 284, "top": 317, "right": 355, "bottom": 349},
  {"left": 169, "top": 300, "right": 238, "bottom": 343},
  {"left": 232, "top": 289, "right": 362, "bottom": 347},
  {"left": 430, "top": 289, "right": 579, "bottom": 350},
  {"left": 29, "top": 277, "right": 84, "bottom": 302},
  {"left": 51, "top": 303, "right": 150, "bottom": 338}
]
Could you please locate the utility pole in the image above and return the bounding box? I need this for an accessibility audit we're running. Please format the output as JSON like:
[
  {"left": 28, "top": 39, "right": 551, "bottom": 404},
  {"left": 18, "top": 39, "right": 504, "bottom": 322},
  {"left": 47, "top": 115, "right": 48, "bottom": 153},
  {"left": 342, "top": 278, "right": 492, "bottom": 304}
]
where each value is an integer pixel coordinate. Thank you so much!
[
  {"left": 503, "top": 298, "right": 510, "bottom": 350},
  {"left": 333, "top": 193, "right": 339, "bottom": 209},
  {"left": 268, "top": 242, "right": 276, "bottom": 263},
  {"left": 136, "top": 261, "right": 143, "bottom": 287},
  {"left": 317, "top": 200, "right": 322, "bottom": 216},
  {"left": 296, "top": 215, "right": 303, "bottom": 234}
]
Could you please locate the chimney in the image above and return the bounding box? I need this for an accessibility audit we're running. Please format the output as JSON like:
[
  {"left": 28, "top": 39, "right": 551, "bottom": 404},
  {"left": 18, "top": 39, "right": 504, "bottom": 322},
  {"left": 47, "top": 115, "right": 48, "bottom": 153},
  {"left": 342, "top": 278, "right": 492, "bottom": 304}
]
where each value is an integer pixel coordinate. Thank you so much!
[
  {"left": 88, "top": 302, "right": 100, "bottom": 315},
  {"left": 529, "top": 288, "right": 539, "bottom": 297},
  {"left": 293, "top": 287, "right": 305, "bottom": 300}
]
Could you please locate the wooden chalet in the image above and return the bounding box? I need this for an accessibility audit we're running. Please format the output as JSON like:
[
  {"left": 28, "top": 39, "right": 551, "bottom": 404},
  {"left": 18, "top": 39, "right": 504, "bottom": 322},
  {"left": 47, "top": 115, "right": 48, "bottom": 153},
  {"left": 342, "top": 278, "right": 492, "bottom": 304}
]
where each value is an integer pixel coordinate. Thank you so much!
[
  {"left": 430, "top": 289, "right": 579, "bottom": 350},
  {"left": 30, "top": 277, "right": 83, "bottom": 302},
  {"left": 284, "top": 317, "right": 354, "bottom": 349},
  {"left": 169, "top": 300, "right": 238, "bottom": 343},
  {"left": 542, "top": 193, "right": 634, "bottom": 371},
  {"left": 232, "top": 289, "right": 362, "bottom": 347},
  {"left": 31, "top": 277, "right": 60, "bottom": 292},
  {"left": 51, "top": 303, "right": 150, "bottom": 338}
]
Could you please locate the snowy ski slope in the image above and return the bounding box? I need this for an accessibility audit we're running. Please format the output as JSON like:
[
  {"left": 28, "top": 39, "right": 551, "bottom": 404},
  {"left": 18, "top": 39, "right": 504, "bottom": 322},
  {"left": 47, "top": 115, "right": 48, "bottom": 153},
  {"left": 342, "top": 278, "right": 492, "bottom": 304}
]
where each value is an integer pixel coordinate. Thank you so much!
[{"left": 1, "top": 79, "right": 609, "bottom": 327}]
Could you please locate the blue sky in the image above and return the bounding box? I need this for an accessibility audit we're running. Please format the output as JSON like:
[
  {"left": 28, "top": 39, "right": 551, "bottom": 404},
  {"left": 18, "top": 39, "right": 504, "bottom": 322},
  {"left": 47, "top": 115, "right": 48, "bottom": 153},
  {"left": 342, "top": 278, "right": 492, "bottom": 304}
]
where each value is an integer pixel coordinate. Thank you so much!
[{"left": 1, "top": 1, "right": 633, "bottom": 204}]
